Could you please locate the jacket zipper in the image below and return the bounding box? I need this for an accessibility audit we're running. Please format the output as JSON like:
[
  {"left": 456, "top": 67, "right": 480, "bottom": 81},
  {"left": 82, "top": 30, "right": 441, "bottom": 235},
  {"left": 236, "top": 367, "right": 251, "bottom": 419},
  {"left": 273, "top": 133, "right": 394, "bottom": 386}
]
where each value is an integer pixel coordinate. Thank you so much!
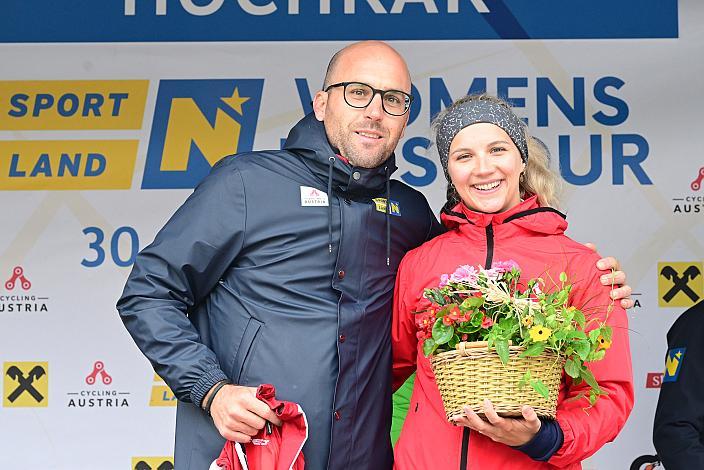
[{"left": 460, "top": 223, "right": 494, "bottom": 470}]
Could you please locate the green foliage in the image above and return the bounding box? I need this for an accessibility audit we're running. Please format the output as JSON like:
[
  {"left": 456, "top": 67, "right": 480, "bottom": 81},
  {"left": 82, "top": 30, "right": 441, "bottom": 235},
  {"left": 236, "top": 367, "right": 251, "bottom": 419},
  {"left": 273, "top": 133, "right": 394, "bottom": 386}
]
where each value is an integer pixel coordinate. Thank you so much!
[{"left": 416, "top": 264, "right": 615, "bottom": 407}]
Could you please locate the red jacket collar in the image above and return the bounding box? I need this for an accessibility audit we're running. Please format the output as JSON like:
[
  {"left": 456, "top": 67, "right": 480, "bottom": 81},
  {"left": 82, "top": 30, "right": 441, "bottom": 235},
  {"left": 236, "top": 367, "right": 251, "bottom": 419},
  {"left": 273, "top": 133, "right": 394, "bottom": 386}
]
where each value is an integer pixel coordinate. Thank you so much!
[{"left": 441, "top": 195, "right": 568, "bottom": 236}]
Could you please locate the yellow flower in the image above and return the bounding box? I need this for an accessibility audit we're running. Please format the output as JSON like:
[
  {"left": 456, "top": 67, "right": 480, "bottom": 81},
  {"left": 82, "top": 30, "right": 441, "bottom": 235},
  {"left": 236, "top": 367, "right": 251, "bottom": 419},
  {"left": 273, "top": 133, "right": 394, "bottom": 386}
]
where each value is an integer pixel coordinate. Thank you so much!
[
  {"left": 597, "top": 335, "right": 612, "bottom": 350},
  {"left": 522, "top": 315, "right": 534, "bottom": 327},
  {"left": 529, "top": 326, "right": 552, "bottom": 342}
]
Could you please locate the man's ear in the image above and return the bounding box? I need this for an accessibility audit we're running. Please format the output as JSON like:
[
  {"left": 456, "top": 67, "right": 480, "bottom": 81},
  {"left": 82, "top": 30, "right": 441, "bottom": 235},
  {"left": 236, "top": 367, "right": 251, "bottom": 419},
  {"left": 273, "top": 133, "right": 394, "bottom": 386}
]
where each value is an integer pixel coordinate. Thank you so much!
[
  {"left": 399, "top": 112, "right": 410, "bottom": 139},
  {"left": 313, "top": 91, "right": 327, "bottom": 121}
]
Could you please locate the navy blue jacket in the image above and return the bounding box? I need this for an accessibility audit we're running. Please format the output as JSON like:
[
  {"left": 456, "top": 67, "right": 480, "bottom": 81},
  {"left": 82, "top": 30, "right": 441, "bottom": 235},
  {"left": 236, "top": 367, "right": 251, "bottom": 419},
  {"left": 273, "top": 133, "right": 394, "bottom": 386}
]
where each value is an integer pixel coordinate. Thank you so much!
[
  {"left": 653, "top": 300, "right": 704, "bottom": 469},
  {"left": 117, "top": 113, "right": 442, "bottom": 470}
]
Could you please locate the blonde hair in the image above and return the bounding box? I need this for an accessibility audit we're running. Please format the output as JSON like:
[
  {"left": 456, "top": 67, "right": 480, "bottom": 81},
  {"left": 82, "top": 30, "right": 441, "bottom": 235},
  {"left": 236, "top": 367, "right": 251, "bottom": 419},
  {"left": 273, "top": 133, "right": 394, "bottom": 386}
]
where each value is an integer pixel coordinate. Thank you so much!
[{"left": 432, "top": 93, "right": 562, "bottom": 212}]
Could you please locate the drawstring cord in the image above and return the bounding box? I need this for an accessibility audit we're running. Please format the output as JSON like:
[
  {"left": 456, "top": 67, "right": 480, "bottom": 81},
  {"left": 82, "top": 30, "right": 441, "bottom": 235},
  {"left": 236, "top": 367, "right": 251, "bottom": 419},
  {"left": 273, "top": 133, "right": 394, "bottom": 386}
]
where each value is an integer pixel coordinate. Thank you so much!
[
  {"left": 328, "top": 156, "right": 335, "bottom": 254},
  {"left": 385, "top": 165, "right": 391, "bottom": 267}
]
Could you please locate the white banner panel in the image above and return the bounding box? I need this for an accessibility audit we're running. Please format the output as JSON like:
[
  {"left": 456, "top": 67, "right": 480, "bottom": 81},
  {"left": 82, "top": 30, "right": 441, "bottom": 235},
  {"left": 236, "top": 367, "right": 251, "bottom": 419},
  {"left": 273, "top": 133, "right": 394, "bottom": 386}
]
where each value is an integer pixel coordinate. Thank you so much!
[{"left": 1, "top": 1, "right": 701, "bottom": 469}]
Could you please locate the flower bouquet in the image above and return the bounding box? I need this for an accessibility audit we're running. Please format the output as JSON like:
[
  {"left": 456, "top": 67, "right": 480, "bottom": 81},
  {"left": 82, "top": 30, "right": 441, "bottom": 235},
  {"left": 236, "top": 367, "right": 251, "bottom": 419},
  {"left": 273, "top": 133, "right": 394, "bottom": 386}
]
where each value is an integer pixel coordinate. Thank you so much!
[{"left": 416, "top": 261, "right": 613, "bottom": 420}]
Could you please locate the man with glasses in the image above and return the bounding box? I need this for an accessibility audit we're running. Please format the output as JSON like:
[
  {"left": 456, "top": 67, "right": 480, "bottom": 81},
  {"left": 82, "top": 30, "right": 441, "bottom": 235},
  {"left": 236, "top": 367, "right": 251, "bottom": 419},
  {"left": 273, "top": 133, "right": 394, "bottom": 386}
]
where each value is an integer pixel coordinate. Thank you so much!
[{"left": 117, "top": 41, "right": 632, "bottom": 470}]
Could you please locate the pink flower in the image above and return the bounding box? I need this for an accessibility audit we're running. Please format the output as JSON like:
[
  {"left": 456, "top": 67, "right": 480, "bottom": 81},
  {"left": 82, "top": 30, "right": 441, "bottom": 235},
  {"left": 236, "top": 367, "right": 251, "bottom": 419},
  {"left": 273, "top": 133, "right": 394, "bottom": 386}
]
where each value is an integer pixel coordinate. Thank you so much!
[
  {"left": 442, "top": 316, "right": 454, "bottom": 326},
  {"left": 481, "top": 315, "right": 494, "bottom": 329},
  {"left": 439, "top": 273, "right": 450, "bottom": 287},
  {"left": 492, "top": 260, "right": 520, "bottom": 273},
  {"left": 449, "top": 265, "right": 478, "bottom": 285}
]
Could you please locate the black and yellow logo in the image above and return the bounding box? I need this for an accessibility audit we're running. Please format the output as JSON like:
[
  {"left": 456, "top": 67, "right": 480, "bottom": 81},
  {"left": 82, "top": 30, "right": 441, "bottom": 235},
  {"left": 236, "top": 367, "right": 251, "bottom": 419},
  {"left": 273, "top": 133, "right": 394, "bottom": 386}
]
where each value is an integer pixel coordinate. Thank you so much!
[
  {"left": 149, "top": 374, "right": 177, "bottom": 407},
  {"left": 3, "top": 362, "right": 48, "bottom": 407},
  {"left": 658, "top": 262, "right": 704, "bottom": 307},
  {"left": 132, "top": 457, "right": 174, "bottom": 470}
]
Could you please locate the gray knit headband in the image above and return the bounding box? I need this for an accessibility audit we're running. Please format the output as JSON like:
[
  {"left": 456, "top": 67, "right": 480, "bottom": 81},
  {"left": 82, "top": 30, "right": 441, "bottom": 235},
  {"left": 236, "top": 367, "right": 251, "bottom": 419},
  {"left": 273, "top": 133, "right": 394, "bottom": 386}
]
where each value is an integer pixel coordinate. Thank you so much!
[{"left": 436, "top": 99, "right": 529, "bottom": 177}]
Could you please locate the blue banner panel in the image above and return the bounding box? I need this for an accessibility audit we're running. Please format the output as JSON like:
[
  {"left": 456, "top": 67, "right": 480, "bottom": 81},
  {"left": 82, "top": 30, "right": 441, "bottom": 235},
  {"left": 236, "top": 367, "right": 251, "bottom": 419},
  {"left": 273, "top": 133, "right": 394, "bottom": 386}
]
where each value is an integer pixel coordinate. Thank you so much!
[{"left": 1, "top": 0, "right": 677, "bottom": 43}]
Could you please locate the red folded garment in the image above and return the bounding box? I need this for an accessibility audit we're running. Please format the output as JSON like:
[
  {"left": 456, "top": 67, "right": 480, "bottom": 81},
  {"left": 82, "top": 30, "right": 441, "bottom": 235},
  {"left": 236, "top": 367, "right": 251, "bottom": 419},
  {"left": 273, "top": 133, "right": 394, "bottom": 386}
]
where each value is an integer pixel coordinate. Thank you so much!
[{"left": 210, "top": 384, "right": 307, "bottom": 470}]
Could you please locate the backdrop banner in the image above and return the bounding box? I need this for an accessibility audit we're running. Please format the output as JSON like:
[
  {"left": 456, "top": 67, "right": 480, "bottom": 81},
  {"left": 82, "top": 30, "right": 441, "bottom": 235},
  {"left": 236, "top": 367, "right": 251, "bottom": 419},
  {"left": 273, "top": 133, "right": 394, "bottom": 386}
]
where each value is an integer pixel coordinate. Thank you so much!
[{"left": 1, "top": 2, "right": 701, "bottom": 469}]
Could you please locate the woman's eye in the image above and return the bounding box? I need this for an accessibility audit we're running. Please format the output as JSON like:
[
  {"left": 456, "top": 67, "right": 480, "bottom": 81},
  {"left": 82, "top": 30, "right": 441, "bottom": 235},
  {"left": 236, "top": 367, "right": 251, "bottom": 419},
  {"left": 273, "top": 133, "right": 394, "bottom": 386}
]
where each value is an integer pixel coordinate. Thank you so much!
[{"left": 490, "top": 147, "right": 507, "bottom": 153}]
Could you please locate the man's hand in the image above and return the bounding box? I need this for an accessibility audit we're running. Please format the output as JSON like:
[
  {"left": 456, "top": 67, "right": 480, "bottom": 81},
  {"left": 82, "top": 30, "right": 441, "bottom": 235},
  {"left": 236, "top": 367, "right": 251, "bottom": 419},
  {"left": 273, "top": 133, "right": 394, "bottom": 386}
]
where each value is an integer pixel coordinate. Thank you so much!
[
  {"left": 585, "top": 242, "right": 634, "bottom": 309},
  {"left": 451, "top": 399, "right": 541, "bottom": 447},
  {"left": 208, "top": 384, "right": 282, "bottom": 443}
]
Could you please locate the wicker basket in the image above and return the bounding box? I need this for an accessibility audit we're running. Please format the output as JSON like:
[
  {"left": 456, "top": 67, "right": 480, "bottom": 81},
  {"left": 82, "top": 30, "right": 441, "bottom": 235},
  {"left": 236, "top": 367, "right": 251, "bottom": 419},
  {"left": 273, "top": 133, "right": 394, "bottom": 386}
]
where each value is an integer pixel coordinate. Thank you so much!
[{"left": 429, "top": 341, "right": 564, "bottom": 421}]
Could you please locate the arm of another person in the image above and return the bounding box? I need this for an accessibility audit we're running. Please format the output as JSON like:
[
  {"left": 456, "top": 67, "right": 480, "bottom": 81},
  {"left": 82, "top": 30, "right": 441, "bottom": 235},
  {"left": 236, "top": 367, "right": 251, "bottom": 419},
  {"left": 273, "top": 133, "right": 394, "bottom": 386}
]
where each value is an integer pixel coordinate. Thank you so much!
[
  {"left": 392, "top": 253, "right": 422, "bottom": 391},
  {"left": 653, "top": 302, "right": 704, "bottom": 468},
  {"left": 116, "top": 161, "right": 279, "bottom": 440},
  {"left": 547, "top": 253, "right": 634, "bottom": 467},
  {"left": 585, "top": 242, "right": 634, "bottom": 310}
]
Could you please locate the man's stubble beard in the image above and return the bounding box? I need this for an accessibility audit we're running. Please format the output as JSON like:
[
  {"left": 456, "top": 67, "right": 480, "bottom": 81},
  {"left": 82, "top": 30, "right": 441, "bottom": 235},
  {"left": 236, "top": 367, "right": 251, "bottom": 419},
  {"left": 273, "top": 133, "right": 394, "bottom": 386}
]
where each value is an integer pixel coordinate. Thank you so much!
[{"left": 331, "top": 123, "right": 396, "bottom": 169}]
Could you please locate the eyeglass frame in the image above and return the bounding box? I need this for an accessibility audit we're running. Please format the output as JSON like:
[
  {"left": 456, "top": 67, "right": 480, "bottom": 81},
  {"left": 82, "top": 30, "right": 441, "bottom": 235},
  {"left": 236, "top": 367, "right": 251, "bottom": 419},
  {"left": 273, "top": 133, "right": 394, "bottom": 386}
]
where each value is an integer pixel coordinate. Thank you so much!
[{"left": 324, "top": 81, "right": 414, "bottom": 116}]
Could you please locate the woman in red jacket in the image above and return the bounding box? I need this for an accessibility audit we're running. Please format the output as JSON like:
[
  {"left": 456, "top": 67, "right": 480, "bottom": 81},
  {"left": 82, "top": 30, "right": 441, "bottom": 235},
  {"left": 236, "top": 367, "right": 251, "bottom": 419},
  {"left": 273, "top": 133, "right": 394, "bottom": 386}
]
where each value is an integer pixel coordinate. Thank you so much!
[{"left": 392, "top": 94, "right": 634, "bottom": 469}]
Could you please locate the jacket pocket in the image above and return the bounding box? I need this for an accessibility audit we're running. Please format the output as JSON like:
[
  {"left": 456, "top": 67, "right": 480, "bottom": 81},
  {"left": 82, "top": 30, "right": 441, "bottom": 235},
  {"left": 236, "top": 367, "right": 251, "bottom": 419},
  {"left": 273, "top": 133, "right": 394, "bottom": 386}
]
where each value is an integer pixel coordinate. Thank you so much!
[
  {"left": 217, "top": 280, "right": 265, "bottom": 384},
  {"left": 231, "top": 315, "right": 263, "bottom": 384}
]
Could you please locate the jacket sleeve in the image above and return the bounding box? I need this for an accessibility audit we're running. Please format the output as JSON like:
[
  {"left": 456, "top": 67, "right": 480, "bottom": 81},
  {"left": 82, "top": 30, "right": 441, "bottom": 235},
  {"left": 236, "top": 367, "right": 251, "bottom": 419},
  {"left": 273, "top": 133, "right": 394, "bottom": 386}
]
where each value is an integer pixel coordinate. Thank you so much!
[
  {"left": 116, "top": 160, "right": 246, "bottom": 408},
  {"left": 653, "top": 302, "right": 704, "bottom": 468},
  {"left": 392, "top": 253, "right": 421, "bottom": 391},
  {"left": 547, "top": 253, "right": 634, "bottom": 467}
]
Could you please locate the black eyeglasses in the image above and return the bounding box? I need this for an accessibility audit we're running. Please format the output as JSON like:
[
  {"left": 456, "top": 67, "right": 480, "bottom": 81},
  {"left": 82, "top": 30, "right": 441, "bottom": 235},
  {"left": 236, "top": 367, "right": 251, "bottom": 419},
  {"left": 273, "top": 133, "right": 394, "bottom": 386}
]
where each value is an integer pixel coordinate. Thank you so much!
[{"left": 324, "top": 81, "right": 413, "bottom": 116}]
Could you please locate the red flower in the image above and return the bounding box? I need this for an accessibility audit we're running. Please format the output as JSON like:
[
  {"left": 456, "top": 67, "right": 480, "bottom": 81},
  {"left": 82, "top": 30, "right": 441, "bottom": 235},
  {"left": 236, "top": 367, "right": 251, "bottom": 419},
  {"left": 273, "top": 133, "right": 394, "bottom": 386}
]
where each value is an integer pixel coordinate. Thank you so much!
[
  {"left": 442, "top": 316, "right": 454, "bottom": 326},
  {"left": 481, "top": 315, "right": 494, "bottom": 329}
]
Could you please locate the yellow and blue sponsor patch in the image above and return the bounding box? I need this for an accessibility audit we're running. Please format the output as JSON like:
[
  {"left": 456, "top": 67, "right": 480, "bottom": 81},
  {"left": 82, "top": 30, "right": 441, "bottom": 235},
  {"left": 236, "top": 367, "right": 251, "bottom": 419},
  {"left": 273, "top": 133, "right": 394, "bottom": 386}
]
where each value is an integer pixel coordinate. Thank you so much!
[
  {"left": 663, "top": 347, "right": 686, "bottom": 383},
  {"left": 372, "top": 198, "right": 401, "bottom": 216}
]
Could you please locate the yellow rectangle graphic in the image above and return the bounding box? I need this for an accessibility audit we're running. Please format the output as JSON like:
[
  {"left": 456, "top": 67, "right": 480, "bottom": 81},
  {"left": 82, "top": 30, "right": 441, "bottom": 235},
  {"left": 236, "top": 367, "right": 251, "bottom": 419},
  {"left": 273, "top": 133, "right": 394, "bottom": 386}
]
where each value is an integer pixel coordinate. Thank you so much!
[
  {"left": 131, "top": 457, "right": 174, "bottom": 469},
  {"left": 150, "top": 385, "right": 177, "bottom": 407},
  {"left": 0, "top": 80, "right": 148, "bottom": 130},
  {"left": 0, "top": 140, "right": 138, "bottom": 190},
  {"left": 3, "top": 362, "right": 49, "bottom": 408}
]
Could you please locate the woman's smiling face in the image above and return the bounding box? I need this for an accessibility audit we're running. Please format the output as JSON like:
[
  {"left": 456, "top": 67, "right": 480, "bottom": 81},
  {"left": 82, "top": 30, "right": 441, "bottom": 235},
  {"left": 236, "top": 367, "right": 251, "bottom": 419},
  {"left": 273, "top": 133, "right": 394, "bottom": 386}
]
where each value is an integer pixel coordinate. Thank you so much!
[{"left": 447, "top": 122, "right": 524, "bottom": 214}]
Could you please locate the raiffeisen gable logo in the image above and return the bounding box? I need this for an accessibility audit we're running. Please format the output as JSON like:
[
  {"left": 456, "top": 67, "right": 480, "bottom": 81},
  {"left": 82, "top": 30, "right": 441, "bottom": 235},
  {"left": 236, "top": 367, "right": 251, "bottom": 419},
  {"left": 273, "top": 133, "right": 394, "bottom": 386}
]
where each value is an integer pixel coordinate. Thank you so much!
[{"left": 142, "top": 79, "right": 263, "bottom": 189}]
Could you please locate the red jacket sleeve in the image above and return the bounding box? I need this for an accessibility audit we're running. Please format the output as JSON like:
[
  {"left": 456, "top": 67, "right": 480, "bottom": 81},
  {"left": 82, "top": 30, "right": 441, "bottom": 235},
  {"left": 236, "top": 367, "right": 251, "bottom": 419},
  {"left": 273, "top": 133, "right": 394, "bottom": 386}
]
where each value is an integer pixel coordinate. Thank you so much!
[
  {"left": 548, "top": 252, "right": 634, "bottom": 467},
  {"left": 392, "top": 253, "right": 421, "bottom": 392}
]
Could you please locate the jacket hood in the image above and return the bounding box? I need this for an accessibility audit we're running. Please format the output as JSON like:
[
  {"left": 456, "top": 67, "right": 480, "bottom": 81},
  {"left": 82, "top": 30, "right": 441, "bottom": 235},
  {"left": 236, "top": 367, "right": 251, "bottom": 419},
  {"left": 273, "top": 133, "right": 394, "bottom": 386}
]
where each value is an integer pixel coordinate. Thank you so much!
[
  {"left": 441, "top": 195, "right": 568, "bottom": 236},
  {"left": 283, "top": 113, "right": 398, "bottom": 196}
]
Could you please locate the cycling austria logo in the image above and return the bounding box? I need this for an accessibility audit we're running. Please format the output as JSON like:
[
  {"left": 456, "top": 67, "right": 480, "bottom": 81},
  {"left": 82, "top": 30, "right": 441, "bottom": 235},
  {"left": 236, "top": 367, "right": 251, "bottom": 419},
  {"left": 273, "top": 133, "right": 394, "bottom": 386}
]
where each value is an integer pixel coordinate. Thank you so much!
[
  {"left": 142, "top": 79, "right": 264, "bottom": 189},
  {"left": 66, "top": 360, "right": 131, "bottom": 408},
  {"left": 1, "top": 266, "right": 50, "bottom": 313},
  {"left": 3, "top": 362, "right": 48, "bottom": 407},
  {"left": 671, "top": 165, "right": 704, "bottom": 215}
]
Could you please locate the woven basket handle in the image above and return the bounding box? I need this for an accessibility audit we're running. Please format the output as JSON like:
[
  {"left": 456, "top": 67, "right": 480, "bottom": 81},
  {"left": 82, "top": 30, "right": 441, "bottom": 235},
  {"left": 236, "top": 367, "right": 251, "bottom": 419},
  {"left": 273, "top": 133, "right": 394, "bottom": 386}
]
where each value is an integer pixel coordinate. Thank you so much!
[{"left": 456, "top": 341, "right": 489, "bottom": 356}]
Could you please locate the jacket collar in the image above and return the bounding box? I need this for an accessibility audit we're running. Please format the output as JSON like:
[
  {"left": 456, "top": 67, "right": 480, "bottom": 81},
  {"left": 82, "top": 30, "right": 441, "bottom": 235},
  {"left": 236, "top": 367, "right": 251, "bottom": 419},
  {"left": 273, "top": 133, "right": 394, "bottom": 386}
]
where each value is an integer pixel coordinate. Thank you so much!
[
  {"left": 283, "top": 113, "right": 397, "bottom": 196},
  {"left": 441, "top": 195, "right": 568, "bottom": 235}
]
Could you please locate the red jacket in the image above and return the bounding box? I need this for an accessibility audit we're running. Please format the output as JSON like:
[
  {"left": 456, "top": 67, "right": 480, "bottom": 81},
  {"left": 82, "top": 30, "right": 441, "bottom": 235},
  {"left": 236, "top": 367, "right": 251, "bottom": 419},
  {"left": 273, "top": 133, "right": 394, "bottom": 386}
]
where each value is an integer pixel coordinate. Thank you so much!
[
  {"left": 392, "top": 197, "right": 634, "bottom": 469},
  {"left": 211, "top": 384, "right": 307, "bottom": 470}
]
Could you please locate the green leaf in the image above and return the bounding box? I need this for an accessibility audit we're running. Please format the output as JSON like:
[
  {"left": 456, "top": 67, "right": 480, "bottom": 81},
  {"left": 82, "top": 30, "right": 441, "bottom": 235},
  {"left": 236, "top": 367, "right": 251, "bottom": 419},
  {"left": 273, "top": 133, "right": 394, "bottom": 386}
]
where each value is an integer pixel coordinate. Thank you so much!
[
  {"left": 589, "top": 329, "right": 601, "bottom": 342},
  {"left": 570, "top": 330, "right": 587, "bottom": 340},
  {"left": 580, "top": 368, "right": 600, "bottom": 391},
  {"left": 461, "top": 296, "right": 484, "bottom": 308},
  {"left": 518, "top": 371, "right": 531, "bottom": 389},
  {"left": 521, "top": 342, "right": 546, "bottom": 357},
  {"left": 573, "top": 340, "right": 591, "bottom": 361},
  {"left": 496, "top": 339, "right": 510, "bottom": 365},
  {"left": 573, "top": 309, "right": 586, "bottom": 328},
  {"left": 422, "top": 338, "right": 437, "bottom": 356},
  {"left": 432, "top": 319, "right": 453, "bottom": 345},
  {"left": 564, "top": 358, "right": 581, "bottom": 378},
  {"left": 530, "top": 379, "right": 550, "bottom": 399}
]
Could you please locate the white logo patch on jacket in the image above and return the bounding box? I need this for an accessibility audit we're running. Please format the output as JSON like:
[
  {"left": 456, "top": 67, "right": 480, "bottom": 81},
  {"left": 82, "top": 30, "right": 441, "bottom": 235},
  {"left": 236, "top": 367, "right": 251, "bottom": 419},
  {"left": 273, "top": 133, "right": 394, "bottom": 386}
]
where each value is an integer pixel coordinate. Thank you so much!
[{"left": 300, "top": 186, "right": 329, "bottom": 206}]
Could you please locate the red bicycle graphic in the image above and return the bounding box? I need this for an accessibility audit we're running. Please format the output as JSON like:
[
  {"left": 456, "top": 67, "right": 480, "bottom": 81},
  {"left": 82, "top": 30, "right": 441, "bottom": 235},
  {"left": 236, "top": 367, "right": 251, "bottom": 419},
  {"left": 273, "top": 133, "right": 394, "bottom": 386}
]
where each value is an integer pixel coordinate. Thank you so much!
[{"left": 5, "top": 266, "right": 31, "bottom": 291}]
